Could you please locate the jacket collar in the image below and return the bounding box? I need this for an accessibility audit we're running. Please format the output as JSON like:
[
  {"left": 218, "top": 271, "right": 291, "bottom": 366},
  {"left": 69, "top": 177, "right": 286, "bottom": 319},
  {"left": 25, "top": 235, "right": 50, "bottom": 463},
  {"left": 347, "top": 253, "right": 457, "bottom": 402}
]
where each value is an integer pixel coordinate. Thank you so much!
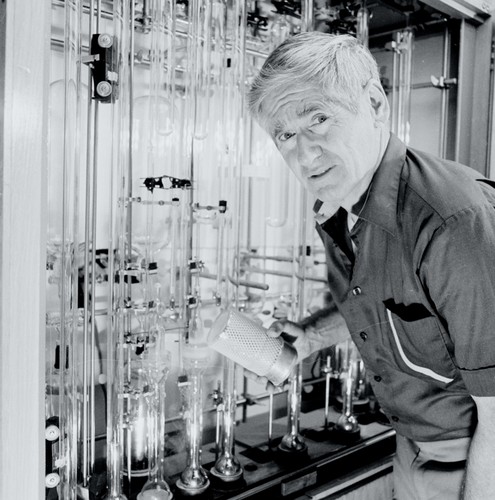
[
  {"left": 314, "top": 133, "right": 406, "bottom": 237},
  {"left": 350, "top": 133, "right": 406, "bottom": 236}
]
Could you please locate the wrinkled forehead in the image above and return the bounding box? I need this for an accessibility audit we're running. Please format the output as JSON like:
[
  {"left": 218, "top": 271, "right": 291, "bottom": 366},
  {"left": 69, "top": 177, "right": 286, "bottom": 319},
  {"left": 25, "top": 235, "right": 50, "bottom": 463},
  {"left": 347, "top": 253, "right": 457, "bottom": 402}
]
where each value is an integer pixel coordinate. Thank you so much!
[{"left": 259, "top": 83, "right": 342, "bottom": 135}]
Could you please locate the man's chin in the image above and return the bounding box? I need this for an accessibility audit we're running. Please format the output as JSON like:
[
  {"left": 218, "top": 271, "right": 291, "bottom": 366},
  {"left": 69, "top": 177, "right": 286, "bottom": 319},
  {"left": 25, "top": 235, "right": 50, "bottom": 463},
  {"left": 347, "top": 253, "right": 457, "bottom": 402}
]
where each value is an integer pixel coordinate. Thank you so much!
[{"left": 317, "top": 191, "right": 340, "bottom": 206}]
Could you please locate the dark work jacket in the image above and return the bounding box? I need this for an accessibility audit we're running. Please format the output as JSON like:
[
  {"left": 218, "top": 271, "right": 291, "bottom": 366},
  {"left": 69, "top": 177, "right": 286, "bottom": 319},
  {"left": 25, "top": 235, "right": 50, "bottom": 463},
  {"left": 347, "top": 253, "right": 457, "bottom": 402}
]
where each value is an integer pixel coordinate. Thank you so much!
[{"left": 316, "top": 133, "right": 495, "bottom": 442}]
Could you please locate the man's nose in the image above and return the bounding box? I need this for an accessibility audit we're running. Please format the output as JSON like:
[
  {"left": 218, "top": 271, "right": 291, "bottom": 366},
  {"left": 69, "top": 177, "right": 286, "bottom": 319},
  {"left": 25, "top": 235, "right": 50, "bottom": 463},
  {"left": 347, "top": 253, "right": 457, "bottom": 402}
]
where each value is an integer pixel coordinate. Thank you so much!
[{"left": 296, "top": 131, "right": 321, "bottom": 166}]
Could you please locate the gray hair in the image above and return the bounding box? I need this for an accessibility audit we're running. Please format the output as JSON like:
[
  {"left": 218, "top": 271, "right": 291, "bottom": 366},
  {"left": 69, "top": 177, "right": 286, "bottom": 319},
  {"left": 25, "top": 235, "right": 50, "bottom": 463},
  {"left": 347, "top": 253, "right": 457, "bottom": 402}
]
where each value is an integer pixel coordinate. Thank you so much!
[{"left": 248, "top": 32, "right": 381, "bottom": 125}]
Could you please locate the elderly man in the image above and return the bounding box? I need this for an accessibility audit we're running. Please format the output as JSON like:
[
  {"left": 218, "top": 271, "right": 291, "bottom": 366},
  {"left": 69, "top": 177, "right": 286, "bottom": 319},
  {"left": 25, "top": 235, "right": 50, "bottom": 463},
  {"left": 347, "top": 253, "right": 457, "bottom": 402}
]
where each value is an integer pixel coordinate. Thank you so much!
[{"left": 247, "top": 32, "right": 495, "bottom": 499}]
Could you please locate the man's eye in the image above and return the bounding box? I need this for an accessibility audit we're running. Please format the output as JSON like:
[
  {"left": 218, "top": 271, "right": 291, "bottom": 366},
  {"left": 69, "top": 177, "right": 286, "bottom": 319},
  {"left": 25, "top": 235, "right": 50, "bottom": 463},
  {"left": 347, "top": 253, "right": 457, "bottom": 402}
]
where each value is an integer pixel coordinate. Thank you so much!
[
  {"left": 314, "top": 115, "right": 328, "bottom": 124},
  {"left": 279, "top": 131, "right": 295, "bottom": 142}
]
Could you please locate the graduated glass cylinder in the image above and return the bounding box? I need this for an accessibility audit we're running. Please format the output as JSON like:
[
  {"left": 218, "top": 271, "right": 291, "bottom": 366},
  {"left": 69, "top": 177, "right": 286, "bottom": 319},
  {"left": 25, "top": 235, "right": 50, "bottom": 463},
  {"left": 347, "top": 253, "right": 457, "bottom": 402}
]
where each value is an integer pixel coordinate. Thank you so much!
[
  {"left": 211, "top": 359, "right": 243, "bottom": 482},
  {"left": 279, "top": 187, "right": 309, "bottom": 454},
  {"left": 176, "top": 342, "right": 211, "bottom": 495},
  {"left": 138, "top": 348, "right": 173, "bottom": 499},
  {"left": 336, "top": 359, "right": 360, "bottom": 434}
]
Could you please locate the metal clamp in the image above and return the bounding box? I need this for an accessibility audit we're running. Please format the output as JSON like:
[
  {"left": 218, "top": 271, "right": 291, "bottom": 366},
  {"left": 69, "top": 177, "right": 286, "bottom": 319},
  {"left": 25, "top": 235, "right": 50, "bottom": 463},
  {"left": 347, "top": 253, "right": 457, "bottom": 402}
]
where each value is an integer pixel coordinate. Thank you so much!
[
  {"left": 430, "top": 75, "right": 458, "bottom": 89},
  {"left": 143, "top": 174, "right": 192, "bottom": 192},
  {"left": 84, "top": 33, "right": 118, "bottom": 102}
]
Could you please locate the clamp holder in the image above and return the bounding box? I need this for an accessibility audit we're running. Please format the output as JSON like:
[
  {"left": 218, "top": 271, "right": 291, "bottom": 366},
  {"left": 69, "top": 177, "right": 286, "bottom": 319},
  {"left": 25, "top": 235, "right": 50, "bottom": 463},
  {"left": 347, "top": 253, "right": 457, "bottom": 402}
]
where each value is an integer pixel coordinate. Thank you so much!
[{"left": 85, "top": 33, "right": 118, "bottom": 102}]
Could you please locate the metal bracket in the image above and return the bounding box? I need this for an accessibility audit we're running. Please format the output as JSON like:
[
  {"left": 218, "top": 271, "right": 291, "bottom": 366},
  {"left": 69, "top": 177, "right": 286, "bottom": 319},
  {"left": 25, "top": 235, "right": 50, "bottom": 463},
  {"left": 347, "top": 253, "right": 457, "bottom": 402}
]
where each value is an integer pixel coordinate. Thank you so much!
[
  {"left": 193, "top": 199, "right": 228, "bottom": 214},
  {"left": 430, "top": 75, "right": 458, "bottom": 89},
  {"left": 45, "top": 416, "right": 61, "bottom": 490}
]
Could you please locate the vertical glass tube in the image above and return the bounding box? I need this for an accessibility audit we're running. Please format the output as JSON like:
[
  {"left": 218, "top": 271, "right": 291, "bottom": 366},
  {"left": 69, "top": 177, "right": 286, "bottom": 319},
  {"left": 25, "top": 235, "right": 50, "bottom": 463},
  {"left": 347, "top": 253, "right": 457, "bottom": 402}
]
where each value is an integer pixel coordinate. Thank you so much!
[
  {"left": 81, "top": 0, "right": 96, "bottom": 485},
  {"left": 277, "top": 0, "right": 314, "bottom": 454},
  {"left": 391, "top": 43, "right": 399, "bottom": 136},
  {"left": 182, "top": 0, "right": 198, "bottom": 350},
  {"left": 130, "top": 0, "right": 179, "bottom": 475},
  {"left": 227, "top": 0, "right": 247, "bottom": 310},
  {"left": 138, "top": 347, "right": 173, "bottom": 499},
  {"left": 214, "top": 207, "right": 226, "bottom": 306},
  {"left": 279, "top": 364, "right": 306, "bottom": 452},
  {"left": 164, "top": 0, "right": 177, "bottom": 136},
  {"left": 177, "top": 248, "right": 209, "bottom": 495},
  {"left": 168, "top": 198, "right": 180, "bottom": 311},
  {"left": 356, "top": 7, "right": 370, "bottom": 48},
  {"left": 302, "top": 0, "right": 315, "bottom": 32},
  {"left": 207, "top": 0, "right": 228, "bottom": 305},
  {"left": 266, "top": 149, "right": 289, "bottom": 228},
  {"left": 190, "top": 0, "right": 213, "bottom": 140},
  {"left": 211, "top": 0, "right": 227, "bottom": 95},
  {"left": 89, "top": 0, "right": 104, "bottom": 474},
  {"left": 105, "top": 283, "right": 128, "bottom": 500},
  {"left": 146, "top": 0, "right": 177, "bottom": 160},
  {"left": 269, "top": 15, "right": 291, "bottom": 51},
  {"left": 47, "top": 0, "right": 83, "bottom": 497},
  {"left": 439, "top": 25, "right": 450, "bottom": 158},
  {"left": 176, "top": 341, "right": 210, "bottom": 495},
  {"left": 323, "top": 355, "right": 332, "bottom": 429},
  {"left": 396, "top": 28, "right": 414, "bottom": 144},
  {"left": 209, "top": 1, "right": 246, "bottom": 483},
  {"left": 336, "top": 358, "right": 360, "bottom": 434},
  {"left": 343, "top": 365, "right": 355, "bottom": 418},
  {"left": 105, "top": 0, "right": 131, "bottom": 497},
  {"left": 279, "top": 188, "right": 308, "bottom": 454},
  {"left": 176, "top": 193, "right": 190, "bottom": 332}
]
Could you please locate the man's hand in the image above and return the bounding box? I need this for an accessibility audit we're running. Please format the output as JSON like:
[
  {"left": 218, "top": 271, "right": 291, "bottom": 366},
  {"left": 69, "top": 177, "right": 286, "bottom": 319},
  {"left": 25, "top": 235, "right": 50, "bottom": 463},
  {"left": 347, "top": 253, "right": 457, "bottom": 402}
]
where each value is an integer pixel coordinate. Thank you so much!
[
  {"left": 266, "top": 319, "right": 310, "bottom": 362},
  {"left": 244, "top": 319, "right": 308, "bottom": 391},
  {"left": 243, "top": 307, "right": 351, "bottom": 389}
]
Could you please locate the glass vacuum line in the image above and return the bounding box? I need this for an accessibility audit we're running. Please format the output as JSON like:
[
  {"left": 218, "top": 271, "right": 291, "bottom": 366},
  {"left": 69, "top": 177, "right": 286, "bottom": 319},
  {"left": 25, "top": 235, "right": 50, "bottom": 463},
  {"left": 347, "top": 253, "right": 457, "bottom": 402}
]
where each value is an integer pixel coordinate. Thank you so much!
[
  {"left": 104, "top": 0, "right": 133, "bottom": 496},
  {"left": 55, "top": 0, "right": 83, "bottom": 496},
  {"left": 82, "top": 0, "right": 98, "bottom": 484}
]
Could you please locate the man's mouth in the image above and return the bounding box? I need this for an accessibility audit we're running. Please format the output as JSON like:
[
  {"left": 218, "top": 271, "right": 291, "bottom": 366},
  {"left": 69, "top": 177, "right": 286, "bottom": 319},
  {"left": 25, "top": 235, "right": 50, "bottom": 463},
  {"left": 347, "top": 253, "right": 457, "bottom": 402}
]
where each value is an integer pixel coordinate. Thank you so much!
[{"left": 310, "top": 166, "right": 334, "bottom": 180}]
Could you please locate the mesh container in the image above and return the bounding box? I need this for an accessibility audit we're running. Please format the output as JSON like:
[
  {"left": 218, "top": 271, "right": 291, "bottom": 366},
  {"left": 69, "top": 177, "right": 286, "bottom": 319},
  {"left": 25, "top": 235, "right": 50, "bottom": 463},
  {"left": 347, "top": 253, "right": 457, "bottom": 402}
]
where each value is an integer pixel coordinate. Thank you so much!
[{"left": 208, "top": 309, "right": 297, "bottom": 386}]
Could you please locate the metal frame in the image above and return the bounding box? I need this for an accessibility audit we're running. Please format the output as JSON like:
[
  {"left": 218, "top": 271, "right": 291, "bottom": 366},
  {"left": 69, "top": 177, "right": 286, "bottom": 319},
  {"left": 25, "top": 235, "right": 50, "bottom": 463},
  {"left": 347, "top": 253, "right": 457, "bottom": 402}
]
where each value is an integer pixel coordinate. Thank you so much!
[
  {"left": 455, "top": 17, "right": 494, "bottom": 174},
  {"left": 0, "top": 0, "right": 51, "bottom": 498},
  {"left": 421, "top": 0, "right": 492, "bottom": 25}
]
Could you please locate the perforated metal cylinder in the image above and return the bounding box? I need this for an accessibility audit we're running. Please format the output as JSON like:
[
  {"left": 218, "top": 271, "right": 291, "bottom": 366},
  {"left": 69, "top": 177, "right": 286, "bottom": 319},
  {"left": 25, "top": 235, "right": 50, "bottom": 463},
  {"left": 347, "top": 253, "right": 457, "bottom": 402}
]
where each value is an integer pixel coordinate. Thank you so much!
[{"left": 208, "top": 310, "right": 297, "bottom": 386}]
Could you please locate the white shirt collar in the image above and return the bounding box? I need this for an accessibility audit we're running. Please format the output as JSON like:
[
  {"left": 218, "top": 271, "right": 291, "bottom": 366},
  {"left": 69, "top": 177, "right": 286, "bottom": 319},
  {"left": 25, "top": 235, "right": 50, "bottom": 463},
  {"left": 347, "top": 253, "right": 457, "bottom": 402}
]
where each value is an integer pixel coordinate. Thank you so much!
[
  {"left": 314, "top": 202, "right": 360, "bottom": 233},
  {"left": 314, "top": 201, "right": 336, "bottom": 225}
]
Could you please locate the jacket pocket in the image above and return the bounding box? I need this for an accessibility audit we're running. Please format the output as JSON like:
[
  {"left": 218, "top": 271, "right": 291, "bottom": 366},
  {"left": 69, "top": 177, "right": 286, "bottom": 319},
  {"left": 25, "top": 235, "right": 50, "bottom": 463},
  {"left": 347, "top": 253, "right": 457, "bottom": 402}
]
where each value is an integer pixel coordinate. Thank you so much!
[{"left": 386, "top": 308, "right": 454, "bottom": 384}]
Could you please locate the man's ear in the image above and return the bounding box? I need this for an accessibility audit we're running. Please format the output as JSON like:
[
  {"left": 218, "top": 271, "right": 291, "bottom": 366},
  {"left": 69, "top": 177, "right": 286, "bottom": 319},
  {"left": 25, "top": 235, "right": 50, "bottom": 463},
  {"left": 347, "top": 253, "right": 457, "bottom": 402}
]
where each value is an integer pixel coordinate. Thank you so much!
[{"left": 367, "top": 79, "right": 390, "bottom": 126}]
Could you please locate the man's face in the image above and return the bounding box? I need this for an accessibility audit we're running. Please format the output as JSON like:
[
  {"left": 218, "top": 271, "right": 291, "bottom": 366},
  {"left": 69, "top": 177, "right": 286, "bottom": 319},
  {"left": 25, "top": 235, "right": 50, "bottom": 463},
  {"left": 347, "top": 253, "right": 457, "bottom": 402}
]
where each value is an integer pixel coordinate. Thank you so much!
[{"left": 263, "top": 81, "right": 386, "bottom": 212}]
